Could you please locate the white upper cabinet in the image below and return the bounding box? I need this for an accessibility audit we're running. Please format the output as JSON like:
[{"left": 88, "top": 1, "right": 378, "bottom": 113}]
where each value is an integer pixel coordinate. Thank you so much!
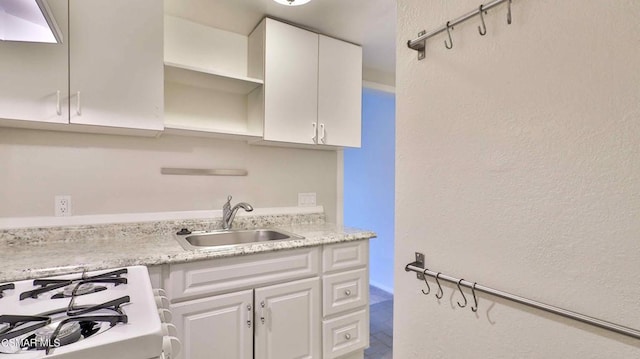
[
  {"left": 249, "top": 18, "right": 362, "bottom": 148},
  {"left": 260, "top": 18, "right": 319, "bottom": 145},
  {"left": 318, "top": 35, "right": 362, "bottom": 147},
  {"left": 0, "top": 0, "right": 68, "bottom": 125},
  {"left": 69, "top": 0, "right": 163, "bottom": 131},
  {"left": 0, "top": 0, "right": 163, "bottom": 134}
]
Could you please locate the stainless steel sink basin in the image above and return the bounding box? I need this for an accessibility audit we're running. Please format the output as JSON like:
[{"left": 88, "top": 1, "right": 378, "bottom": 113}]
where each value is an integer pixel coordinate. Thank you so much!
[{"left": 174, "top": 229, "right": 304, "bottom": 250}]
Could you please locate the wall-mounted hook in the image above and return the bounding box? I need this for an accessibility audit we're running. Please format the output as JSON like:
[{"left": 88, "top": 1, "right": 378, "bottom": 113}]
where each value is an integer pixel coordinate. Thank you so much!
[
  {"left": 444, "top": 21, "right": 453, "bottom": 49},
  {"left": 478, "top": 5, "right": 487, "bottom": 36},
  {"left": 507, "top": 0, "right": 512, "bottom": 25},
  {"left": 435, "top": 272, "right": 444, "bottom": 299},
  {"left": 421, "top": 269, "right": 431, "bottom": 295},
  {"left": 471, "top": 282, "right": 479, "bottom": 312},
  {"left": 456, "top": 279, "right": 468, "bottom": 308}
]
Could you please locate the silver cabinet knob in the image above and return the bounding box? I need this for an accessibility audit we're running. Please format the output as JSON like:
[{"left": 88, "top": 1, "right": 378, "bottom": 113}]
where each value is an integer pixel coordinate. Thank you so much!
[
  {"left": 345, "top": 333, "right": 351, "bottom": 340},
  {"left": 344, "top": 289, "right": 351, "bottom": 296}
]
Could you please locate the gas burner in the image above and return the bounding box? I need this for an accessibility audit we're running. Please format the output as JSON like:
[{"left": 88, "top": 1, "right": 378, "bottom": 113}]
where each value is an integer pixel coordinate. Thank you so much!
[
  {"left": 33, "top": 321, "right": 82, "bottom": 349},
  {"left": 20, "top": 269, "right": 128, "bottom": 300},
  {"left": 0, "top": 296, "right": 129, "bottom": 355},
  {"left": 0, "top": 283, "right": 15, "bottom": 298},
  {"left": 51, "top": 283, "right": 107, "bottom": 299}
]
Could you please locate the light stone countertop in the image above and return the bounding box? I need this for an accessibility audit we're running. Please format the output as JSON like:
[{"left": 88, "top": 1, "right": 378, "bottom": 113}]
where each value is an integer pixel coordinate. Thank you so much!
[{"left": 0, "top": 214, "right": 376, "bottom": 283}]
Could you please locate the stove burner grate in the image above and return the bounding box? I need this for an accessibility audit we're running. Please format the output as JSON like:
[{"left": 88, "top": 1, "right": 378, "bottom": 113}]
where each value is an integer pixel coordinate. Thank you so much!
[
  {"left": 19, "top": 268, "right": 128, "bottom": 300},
  {"left": 0, "top": 315, "right": 51, "bottom": 341},
  {"left": 0, "top": 296, "right": 130, "bottom": 355},
  {"left": 0, "top": 283, "right": 15, "bottom": 298}
]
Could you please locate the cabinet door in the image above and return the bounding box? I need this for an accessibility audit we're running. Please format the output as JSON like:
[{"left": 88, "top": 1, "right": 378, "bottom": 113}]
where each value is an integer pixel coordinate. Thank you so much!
[
  {"left": 263, "top": 19, "right": 318, "bottom": 145},
  {"left": 0, "top": 0, "right": 68, "bottom": 124},
  {"left": 171, "top": 289, "right": 253, "bottom": 359},
  {"left": 318, "top": 35, "right": 362, "bottom": 147},
  {"left": 69, "top": 0, "right": 163, "bottom": 131},
  {"left": 255, "top": 277, "right": 321, "bottom": 359}
]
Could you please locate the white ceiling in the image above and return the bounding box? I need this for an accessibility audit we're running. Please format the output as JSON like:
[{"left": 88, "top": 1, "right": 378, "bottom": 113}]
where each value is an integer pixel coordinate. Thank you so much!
[{"left": 164, "top": 0, "right": 396, "bottom": 77}]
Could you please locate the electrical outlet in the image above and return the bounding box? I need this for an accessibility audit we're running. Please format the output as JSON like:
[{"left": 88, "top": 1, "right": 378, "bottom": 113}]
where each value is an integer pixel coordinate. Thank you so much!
[
  {"left": 55, "top": 195, "right": 72, "bottom": 217},
  {"left": 298, "top": 192, "right": 316, "bottom": 207}
]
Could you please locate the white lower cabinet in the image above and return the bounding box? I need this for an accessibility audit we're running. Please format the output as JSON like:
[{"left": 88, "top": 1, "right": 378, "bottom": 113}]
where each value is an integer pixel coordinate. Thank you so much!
[
  {"left": 321, "top": 241, "right": 370, "bottom": 359},
  {"left": 171, "top": 289, "right": 253, "bottom": 359},
  {"left": 255, "top": 278, "right": 321, "bottom": 359},
  {"left": 166, "top": 242, "right": 369, "bottom": 359},
  {"left": 171, "top": 278, "right": 320, "bottom": 359},
  {"left": 322, "top": 310, "right": 368, "bottom": 359}
]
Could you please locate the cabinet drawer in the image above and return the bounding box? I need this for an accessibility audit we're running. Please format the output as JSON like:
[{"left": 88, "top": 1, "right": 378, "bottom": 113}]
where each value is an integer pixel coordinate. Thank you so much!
[
  {"left": 168, "top": 247, "right": 319, "bottom": 302},
  {"left": 322, "top": 310, "right": 369, "bottom": 359},
  {"left": 322, "top": 240, "right": 368, "bottom": 273},
  {"left": 323, "top": 268, "right": 368, "bottom": 317}
]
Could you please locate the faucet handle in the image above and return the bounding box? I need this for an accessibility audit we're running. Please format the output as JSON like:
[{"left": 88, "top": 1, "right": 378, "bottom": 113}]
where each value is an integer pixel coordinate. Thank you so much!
[{"left": 223, "top": 195, "right": 232, "bottom": 213}]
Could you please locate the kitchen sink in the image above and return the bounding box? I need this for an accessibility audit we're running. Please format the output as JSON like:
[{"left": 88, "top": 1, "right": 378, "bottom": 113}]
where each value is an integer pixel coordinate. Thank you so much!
[{"left": 174, "top": 229, "right": 304, "bottom": 250}]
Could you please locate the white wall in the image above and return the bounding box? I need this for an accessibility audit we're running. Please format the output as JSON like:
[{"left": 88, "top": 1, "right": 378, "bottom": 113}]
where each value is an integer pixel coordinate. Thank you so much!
[
  {"left": 395, "top": 0, "right": 640, "bottom": 357},
  {"left": 0, "top": 128, "right": 337, "bottom": 221}
]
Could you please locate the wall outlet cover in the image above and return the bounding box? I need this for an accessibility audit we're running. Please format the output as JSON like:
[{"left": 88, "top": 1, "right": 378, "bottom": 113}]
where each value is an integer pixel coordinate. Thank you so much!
[
  {"left": 55, "top": 195, "right": 72, "bottom": 217},
  {"left": 298, "top": 192, "right": 316, "bottom": 207}
]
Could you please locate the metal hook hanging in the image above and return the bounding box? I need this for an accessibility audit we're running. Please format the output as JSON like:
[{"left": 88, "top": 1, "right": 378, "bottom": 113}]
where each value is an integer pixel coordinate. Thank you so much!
[
  {"left": 456, "top": 279, "right": 468, "bottom": 308},
  {"left": 421, "top": 269, "right": 431, "bottom": 295},
  {"left": 434, "top": 272, "right": 444, "bottom": 299},
  {"left": 471, "top": 282, "right": 479, "bottom": 312},
  {"left": 478, "top": 5, "right": 487, "bottom": 36},
  {"left": 507, "top": 0, "right": 512, "bottom": 25},
  {"left": 444, "top": 21, "right": 453, "bottom": 49}
]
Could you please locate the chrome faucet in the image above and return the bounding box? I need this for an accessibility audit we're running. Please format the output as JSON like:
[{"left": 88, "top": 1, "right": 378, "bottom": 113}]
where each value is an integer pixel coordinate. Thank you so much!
[{"left": 222, "top": 195, "right": 253, "bottom": 230}]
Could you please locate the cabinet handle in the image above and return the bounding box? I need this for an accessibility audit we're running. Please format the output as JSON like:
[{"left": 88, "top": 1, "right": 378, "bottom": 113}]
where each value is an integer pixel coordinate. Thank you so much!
[
  {"left": 319, "top": 123, "right": 326, "bottom": 144},
  {"left": 247, "top": 304, "right": 252, "bottom": 328},
  {"left": 76, "top": 91, "right": 81, "bottom": 116},
  {"left": 345, "top": 333, "right": 351, "bottom": 340},
  {"left": 260, "top": 301, "right": 266, "bottom": 325},
  {"left": 344, "top": 289, "right": 351, "bottom": 296},
  {"left": 56, "top": 90, "right": 61, "bottom": 116},
  {"left": 312, "top": 123, "right": 318, "bottom": 144}
]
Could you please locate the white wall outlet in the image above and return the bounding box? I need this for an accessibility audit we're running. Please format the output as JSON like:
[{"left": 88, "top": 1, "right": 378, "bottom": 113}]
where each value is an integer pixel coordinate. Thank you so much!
[
  {"left": 55, "top": 195, "right": 72, "bottom": 217},
  {"left": 298, "top": 192, "right": 316, "bottom": 207}
]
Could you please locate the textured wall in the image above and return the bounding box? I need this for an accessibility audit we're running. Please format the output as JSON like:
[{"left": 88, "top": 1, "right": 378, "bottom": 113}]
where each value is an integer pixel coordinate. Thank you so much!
[
  {"left": 395, "top": 0, "right": 640, "bottom": 357},
  {"left": 0, "top": 128, "right": 337, "bottom": 221},
  {"left": 345, "top": 88, "right": 395, "bottom": 293}
]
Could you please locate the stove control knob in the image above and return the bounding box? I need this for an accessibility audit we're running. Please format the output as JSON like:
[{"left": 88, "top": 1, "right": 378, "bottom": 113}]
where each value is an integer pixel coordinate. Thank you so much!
[
  {"left": 162, "top": 336, "right": 181, "bottom": 359},
  {"left": 162, "top": 323, "right": 178, "bottom": 337},
  {"left": 158, "top": 308, "right": 173, "bottom": 323},
  {"left": 155, "top": 295, "right": 170, "bottom": 309}
]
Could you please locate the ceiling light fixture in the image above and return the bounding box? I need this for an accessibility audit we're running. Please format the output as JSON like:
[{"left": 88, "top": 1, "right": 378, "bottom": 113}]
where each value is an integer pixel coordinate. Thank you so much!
[{"left": 273, "top": 0, "right": 312, "bottom": 6}]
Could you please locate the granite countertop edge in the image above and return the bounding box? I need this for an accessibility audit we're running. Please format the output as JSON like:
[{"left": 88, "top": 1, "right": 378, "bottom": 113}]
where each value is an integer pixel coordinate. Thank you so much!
[{"left": 1, "top": 225, "right": 376, "bottom": 283}]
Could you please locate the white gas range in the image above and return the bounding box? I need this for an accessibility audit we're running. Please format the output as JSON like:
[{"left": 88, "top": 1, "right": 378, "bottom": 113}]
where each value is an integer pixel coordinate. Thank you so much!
[{"left": 0, "top": 266, "right": 179, "bottom": 359}]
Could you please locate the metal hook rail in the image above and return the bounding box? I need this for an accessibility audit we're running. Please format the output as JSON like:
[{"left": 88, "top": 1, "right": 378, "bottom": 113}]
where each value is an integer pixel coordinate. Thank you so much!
[
  {"left": 407, "top": 0, "right": 513, "bottom": 59},
  {"left": 405, "top": 252, "right": 640, "bottom": 340}
]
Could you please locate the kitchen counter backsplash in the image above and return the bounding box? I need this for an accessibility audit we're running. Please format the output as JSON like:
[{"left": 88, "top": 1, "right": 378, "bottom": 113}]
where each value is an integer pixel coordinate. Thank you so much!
[{"left": 0, "top": 212, "right": 326, "bottom": 246}]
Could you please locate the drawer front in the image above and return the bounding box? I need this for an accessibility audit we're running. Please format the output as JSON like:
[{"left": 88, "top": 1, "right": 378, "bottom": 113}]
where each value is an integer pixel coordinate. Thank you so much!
[
  {"left": 168, "top": 247, "right": 319, "bottom": 302},
  {"left": 322, "top": 268, "right": 368, "bottom": 317},
  {"left": 322, "top": 309, "right": 369, "bottom": 359},
  {"left": 322, "top": 240, "right": 368, "bottom": 273}
]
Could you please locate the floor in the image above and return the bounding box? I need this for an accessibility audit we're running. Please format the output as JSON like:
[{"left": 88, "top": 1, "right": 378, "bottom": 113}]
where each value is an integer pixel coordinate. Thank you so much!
[{"left": 365, "top": 286, "right": 394, "bottom": 359}]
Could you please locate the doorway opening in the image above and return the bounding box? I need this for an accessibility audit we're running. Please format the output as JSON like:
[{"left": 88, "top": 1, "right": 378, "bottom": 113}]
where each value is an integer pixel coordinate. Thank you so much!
[{"left": 344, "top": 87, "right": 395, "bottom": 359}]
